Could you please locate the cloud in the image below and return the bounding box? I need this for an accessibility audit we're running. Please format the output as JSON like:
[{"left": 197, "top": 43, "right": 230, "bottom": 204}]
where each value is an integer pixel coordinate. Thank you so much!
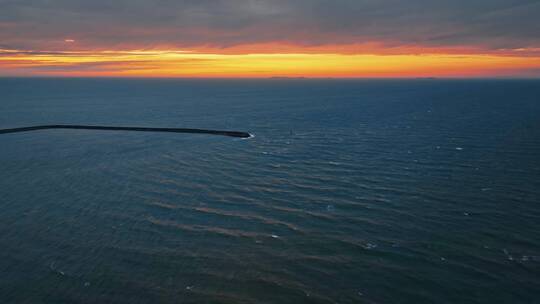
[{"left": 0, "top": 0, "right": 539, "bottom": 53}]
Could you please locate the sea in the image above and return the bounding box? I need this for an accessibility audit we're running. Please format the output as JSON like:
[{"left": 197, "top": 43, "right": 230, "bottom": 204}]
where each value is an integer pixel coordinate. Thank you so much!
[{"left": 0, "top": 78, "right": 539, "bottom": 303}]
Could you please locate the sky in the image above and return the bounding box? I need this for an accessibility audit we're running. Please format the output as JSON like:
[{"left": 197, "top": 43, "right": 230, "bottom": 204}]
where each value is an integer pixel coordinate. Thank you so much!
[{"left": 1, "top": 0, "right": 540, "bottom": 77}]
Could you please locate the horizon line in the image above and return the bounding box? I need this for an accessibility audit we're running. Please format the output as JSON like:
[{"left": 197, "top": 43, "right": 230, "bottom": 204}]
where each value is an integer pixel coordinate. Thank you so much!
[{"left": 1, "top": 75, "right": 539, "bottom": 80}]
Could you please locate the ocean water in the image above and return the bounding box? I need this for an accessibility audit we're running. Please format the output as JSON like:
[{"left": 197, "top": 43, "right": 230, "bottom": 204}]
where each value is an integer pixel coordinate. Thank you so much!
[{"left": 0, "top": 78, "right": 539, "bottom": 303}]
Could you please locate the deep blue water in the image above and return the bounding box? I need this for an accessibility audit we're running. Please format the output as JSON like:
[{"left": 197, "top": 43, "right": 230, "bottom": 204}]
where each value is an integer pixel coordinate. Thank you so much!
[{"left": 0, "top": 78, "right": 539, "bottom": 303}]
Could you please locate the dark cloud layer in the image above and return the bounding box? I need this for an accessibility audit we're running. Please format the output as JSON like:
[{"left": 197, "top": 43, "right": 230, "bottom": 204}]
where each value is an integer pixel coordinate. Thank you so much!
[{"left": 1, "top": 0, "right": 539, "bottom": 51}]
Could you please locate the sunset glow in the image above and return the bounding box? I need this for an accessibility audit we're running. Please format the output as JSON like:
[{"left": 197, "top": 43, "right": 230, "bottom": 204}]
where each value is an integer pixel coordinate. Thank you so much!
[
  {"left": 2, "top": 47, "right": 540, "bottom": 78},
  {"left": 1, "top": 1, "right": 539, "bottom": 78}
]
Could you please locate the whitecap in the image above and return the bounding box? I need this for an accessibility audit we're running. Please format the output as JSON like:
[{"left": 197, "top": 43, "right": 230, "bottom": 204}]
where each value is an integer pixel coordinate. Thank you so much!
[{"left": 364, "top": 243, "right": 378, "bottom": 250}]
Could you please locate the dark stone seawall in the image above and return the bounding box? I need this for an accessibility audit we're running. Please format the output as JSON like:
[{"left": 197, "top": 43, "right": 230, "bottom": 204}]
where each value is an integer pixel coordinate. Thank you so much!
[{"left": 0, "top": 125, "right": 251, "bottom": 138}]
